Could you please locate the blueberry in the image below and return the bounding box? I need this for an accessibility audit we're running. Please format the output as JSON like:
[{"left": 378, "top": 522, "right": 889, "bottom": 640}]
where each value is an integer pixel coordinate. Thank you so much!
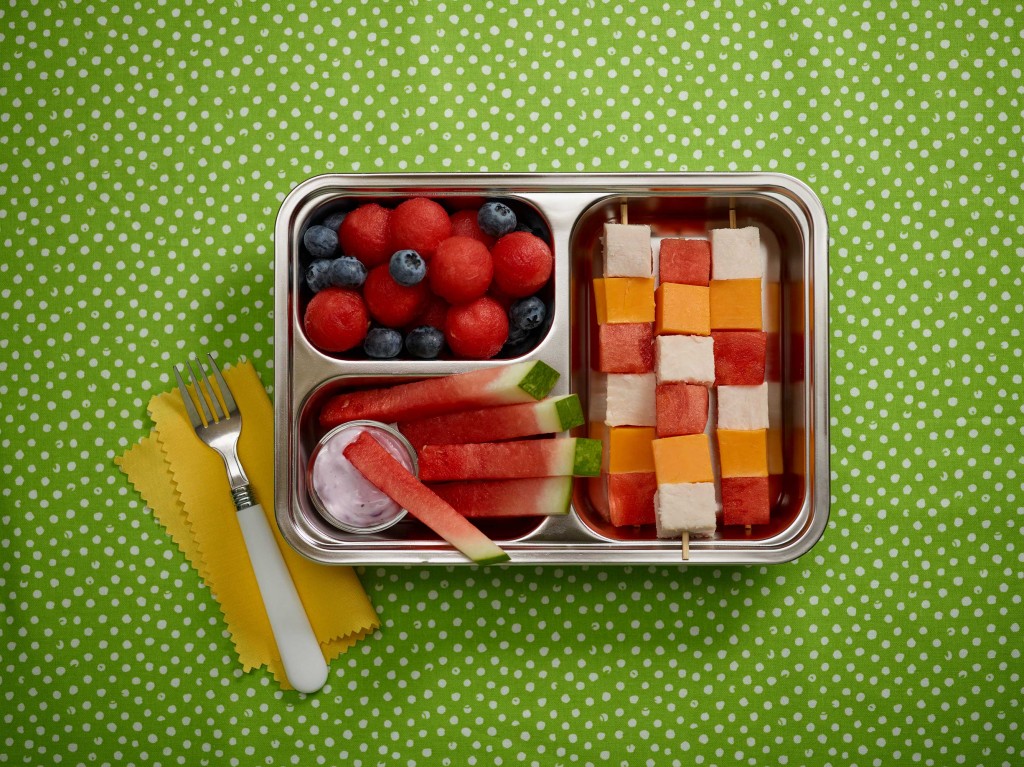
[
  {"left": 363, "top": 327, "right": 403, "bottom": 359},
  {"left": 500, "top": 325, "right": 534, "bottom": 357},
  {"left": 328, "top": 256, "right": 367, "bottom": 289},
  {"left": 405, "top": 326, "right": 445, "bottom": 359},
  {"left": 389, "top": 249, "right": 426, "bottom": 287},
  {"left": 305, "top": 259, "right": 335, "bottom": 293},
  {"left": 321, "top": 211, "right": 347, "bottom": 231},
  {"left": 509, "top": 296, "right": 547, "bottom": 332},
  {"left": 478, "top": 201, "right": 517, "bottom": 237},
  {"left": 303, "top": 225, "right": 338, "bottom": 259}
]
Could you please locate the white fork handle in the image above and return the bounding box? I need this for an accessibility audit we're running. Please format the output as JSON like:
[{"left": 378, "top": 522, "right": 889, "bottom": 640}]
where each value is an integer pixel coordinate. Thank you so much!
[{"left": 236, "top": 504, "right": 329, "bottom": 693}]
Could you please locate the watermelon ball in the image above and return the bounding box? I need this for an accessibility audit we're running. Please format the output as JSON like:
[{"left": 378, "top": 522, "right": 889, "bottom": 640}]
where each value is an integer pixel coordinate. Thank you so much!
[
  {"left": 303, "top": 225, "right": 338, "bottom": 259},
  {"left": 477, "top": 201, "right": 517, "bottom": 238},
  {"left": 389, "top": 249, "right": 427, "bottom": 287},
  {"left": 322, "top": 210, "right": 347, "bottom": 232},
  {"left": 405, "top": 325, "right": 445, "bottom": 359},
  {"left": 490, "top": 231, "right": 554, "bottom": 298},
  {"left": 363, "top": 264, "right": 429, "bottom": 328},
  {"left": 305, "top": 259, "right": 334, "bottom": 293},
  {"left": 303, "top": 287, "right": 369, "bottom": 353},
  {"left": 363, "top": 327, "right": 403, "bottom": 359},
  {"left": 404, "top": 293, "right": 449, "bottom": 333},
  {"left": 510, "top": 296, "right": 547, "bottom": 331},
  {"left": 338, "top": 203, "right": 393, "bottom": 268},
  {"left": 390, "top": 197, "right": 452, "bottom": 260},
  {"left": 445, "top": 296, "right": 509, "bottom": 360},
  {"left": 449, "top": 209, "right": 496, "bottom": 248},
  {"left": 429, "top": 236, "right": 494, "bottom": 305}
]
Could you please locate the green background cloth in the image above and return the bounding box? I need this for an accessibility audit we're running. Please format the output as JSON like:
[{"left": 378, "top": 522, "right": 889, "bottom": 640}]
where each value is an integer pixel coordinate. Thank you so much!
[{"left": 2, "top": 1, "right": 1021, "bottom": 765}]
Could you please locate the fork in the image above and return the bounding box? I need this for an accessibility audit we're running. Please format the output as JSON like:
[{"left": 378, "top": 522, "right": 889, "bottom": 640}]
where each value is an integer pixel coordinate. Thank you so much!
[{"left": 174, "top": 353, "right": 328, "bottom": 693}]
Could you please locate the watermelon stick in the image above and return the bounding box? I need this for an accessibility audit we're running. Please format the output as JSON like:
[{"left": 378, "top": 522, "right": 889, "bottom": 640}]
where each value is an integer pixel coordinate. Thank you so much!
[
  {"left": 344, "top": 431, "right": 510, "bottom": 565},
  {"left": 398, "top": 394, "right": 584, "bottom": 449},
  {"left": 321, "top": 360, "right": 559, "bottom": 429}
]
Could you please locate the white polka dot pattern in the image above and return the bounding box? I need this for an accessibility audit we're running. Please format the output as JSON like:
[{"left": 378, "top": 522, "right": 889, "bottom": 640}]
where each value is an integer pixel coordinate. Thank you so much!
[{"left": 1, "top": 1, "right": 1021, "bottom": 764}]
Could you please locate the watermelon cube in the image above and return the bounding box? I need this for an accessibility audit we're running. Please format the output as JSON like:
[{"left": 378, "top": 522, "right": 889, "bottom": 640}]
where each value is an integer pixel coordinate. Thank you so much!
[
  {"left": 711, "top": 331, "right": 767, "bottom": 386},
  {"left": 721, "top": 476, "right": 771, "bottom": 526},
  {"left": 608, "top": 472, "right": 657, "bottom": 527},
  {"left": 596, "top": 323, "right": 654, "bottom": 374},
  {"left": 343, "top": 431, "right": 509, "bottom": 564},
  {"left": 655, "top": 382, "right": 709, "bottom": 437},
  {"left": 659, "top": 238, "right": 711, "bottom": 286}
]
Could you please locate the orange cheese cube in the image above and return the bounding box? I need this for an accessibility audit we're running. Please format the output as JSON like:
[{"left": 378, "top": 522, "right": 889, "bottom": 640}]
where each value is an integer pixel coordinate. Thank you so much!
[
  {"left": 716, "top": 429, "right": 769, "bottom": 478},
  {"left": 651, "top": 434, "right": 714, "bottom": 485},
  {"left": 655, "top": 283, "right": 710, "bottom": 336},
  {"left": 709, "top": 279, "right": 763, "bottom": 330},
  {"left": 609, "top": 427, "right": 656, "bottom": 474},
  {"left": 593, "top": 277, "right": 656, "bottom": 324}
]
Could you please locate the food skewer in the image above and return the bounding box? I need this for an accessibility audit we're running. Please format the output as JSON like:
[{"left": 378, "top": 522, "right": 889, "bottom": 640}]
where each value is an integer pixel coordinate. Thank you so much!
[{"left": 726, "top": 200, "right": 753, "bottom": 536}]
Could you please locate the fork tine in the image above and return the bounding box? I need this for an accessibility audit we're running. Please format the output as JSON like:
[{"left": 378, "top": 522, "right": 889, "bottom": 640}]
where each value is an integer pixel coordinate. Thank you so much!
[
  {"left": 206, "top": 353, "right": 238, "bottom": 417},
  {"left": 186, "top": 357, "right": 218, "bottom": 423},
  {"left": 173, "top": 365, "right": 205, "bottom": 429}
]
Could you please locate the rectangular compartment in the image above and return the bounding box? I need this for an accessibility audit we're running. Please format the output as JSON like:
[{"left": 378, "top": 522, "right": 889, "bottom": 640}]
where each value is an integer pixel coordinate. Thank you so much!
[{"left": 274, "top": 174, "right": 829, "bottom": 565}]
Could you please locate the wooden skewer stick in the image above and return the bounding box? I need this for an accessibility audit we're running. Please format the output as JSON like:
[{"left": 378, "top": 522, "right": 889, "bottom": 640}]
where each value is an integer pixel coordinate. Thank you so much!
[
  {"left": 620, "top": 201, "right": 629, "bottom": 226},
  {"left": 682, "top": 531, "right": 690, "bottom": 561},
  {"left": 729, "top": 197, "right": 737, "bottom": 229}
]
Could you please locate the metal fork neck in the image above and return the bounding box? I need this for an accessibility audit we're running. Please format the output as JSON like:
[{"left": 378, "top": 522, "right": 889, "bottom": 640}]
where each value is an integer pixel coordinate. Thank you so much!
[
  {"left": 230, "top": 484, "right": 256, "bottom": 510},
  {"left": 218, "top": 447, "right": 254, "bottom": 508}
]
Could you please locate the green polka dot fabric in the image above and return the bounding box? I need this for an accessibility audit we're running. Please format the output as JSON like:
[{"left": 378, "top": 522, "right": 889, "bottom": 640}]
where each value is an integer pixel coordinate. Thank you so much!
[{"left": 2, "top": 0, "right": 1021, "bottom": 764}]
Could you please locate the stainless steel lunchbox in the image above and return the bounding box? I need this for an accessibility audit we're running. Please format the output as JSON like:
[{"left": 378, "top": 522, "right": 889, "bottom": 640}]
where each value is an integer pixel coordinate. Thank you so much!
[{"left": 274, "top": 173, "right": 829, "bottom": 565}]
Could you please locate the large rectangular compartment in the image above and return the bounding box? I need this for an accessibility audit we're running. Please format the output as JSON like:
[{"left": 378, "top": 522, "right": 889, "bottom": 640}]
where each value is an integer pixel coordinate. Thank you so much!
[{"left": 274, "top": 173, "right": 829, "bottom": 565}]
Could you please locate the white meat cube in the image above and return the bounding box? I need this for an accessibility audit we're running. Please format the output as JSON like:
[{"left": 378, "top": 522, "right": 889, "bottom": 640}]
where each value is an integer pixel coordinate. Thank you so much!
[
  {"left": 710, "top": 226, "right": 762, "bottom": 280},
  {"left": 603, "top": 223, "right": 653, "bottom": 278},
  {"left": 604, "top": 372, "right": 656, "bottom": 427},
  {"left": 655, "top": 482, "right": 719, "bottom": 538},
  {"left": 655, "top": 335, "right": 715, "bottom": 385},
  {"left": 717, "top": 383, "right": 769, "bottom": 430}
]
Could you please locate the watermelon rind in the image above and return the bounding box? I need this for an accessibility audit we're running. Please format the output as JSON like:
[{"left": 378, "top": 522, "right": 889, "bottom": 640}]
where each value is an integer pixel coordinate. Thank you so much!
[
  {"left": 572, "top": 438, "right": 603, "bottom": 477},
  {"left": 516, "top": 360, "right": 559, "bottom": 400},
  {"left": 554, "top": 394, "right": 585, "bottom": 431}
]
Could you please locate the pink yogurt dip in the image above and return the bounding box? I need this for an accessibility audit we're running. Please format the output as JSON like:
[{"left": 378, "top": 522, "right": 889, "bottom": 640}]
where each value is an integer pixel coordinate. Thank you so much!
[{"left": 308, "top": 422, "right": 416, "bottom": 533}]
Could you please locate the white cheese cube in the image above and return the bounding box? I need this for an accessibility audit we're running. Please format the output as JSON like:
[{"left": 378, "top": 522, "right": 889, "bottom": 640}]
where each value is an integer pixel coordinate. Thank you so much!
[
  {"left": 655, "top": 335, "right": 715, "bottom": 385},
  {"left": 655, "top": 482, "right": 719, "bottom": 538},
  {"left": 604, "top": 223, "right": 653, "bottom": 278},
  {"left": 717, "top": 383, "right": 770, "bottom": 430},
  {"left": 604, "top": 373, "right": 656, "bottom": 427},
  {"left": 710, "top": 226, "right": 762, "bottom": 280}
]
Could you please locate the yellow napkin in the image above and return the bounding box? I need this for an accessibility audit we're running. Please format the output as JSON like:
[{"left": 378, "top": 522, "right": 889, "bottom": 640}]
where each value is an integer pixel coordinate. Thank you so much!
[{"left": 115, "top": 359, "right": 378, "bottom": 688}]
